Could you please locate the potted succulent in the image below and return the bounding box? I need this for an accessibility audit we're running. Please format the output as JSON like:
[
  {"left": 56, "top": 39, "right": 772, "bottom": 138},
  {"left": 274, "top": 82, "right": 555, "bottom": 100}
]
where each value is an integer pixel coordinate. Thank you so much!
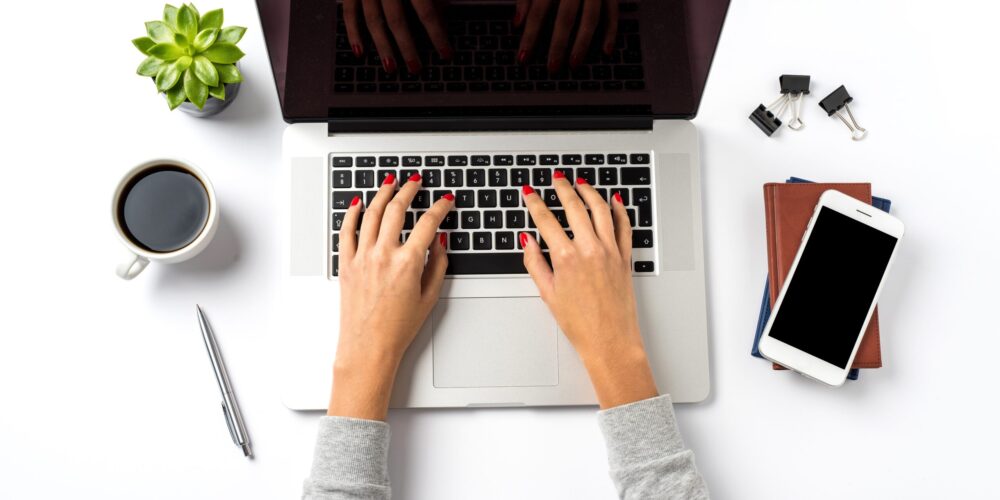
[{"left": 133, "top": 4, "right": 247, "bottom": 116}]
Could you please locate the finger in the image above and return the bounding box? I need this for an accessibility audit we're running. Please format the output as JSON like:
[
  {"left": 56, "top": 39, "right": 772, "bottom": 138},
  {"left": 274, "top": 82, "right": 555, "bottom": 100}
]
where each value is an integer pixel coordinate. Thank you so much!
[
  {"left": 574, "top": 177, "right": 615, "bottom": 246},
  {"left": 338, "top": 194, "right": 363, "bottom": 263},
  {"left": 520, "top": 232, "right": 554, "bottom": 300},
  {"left": 413, "top": 0, "right": 452, "bottom": 60},
  {"left": 343, "top": 0, "right": 365, "bottom": 57},
  {"left": 522, "top": 184, "right": 571, "bottom": 250},
  {"left": 362, "top": 0, "right": 398, "bottom": 72},
  {"left": 547, "top": 0, "right": 581, "bottom": 72},
  {"left": 552, "top": 170, "right": 596, "bottom": 242},
  {"left": 569, "top": 0, "right": 601, "bottom": 68},
  {"left": 601, "top": 0, "right": 619, "bottom": 55},
  {"left": 380, "top": 0, "right": 422, "bottom": 74},
  {"left": 406, "top": 193, "right": 455, "bottom": 250},
  {"left": 513, "top": 0, "right": 531, "bottom": 27},
  {"left": 377, "top": 173, "right": 422, "bottom": 245},
  {"left": 420, "top": 232, "right": 449, "bottom": 311},
  {"left": 359, "top": 173, "right": 400, "bottom": 250},
  {"left": 611, "top": 191, "right": 632, "bottom": 264},
  {"left": 518, "top": 0, "right": 552, "bottom": 64}
]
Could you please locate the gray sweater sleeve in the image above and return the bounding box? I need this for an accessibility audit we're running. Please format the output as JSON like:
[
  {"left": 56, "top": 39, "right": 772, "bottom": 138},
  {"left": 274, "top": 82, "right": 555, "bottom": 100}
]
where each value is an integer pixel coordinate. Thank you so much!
[
  {"left": 304, "top": 395, "right": 705, "bottom": 500},
  {"left": 597, "top": 394, "right": 709, "bottom": 499},
  {"left": 302, "top": 416, "right": 391, "bottom": 500}
]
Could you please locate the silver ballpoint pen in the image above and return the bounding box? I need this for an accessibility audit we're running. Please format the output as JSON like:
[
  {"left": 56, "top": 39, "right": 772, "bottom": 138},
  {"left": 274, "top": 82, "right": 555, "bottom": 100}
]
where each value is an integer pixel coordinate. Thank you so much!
[{"left": 196, "top": 305, "right": 253, "bottom": 458}]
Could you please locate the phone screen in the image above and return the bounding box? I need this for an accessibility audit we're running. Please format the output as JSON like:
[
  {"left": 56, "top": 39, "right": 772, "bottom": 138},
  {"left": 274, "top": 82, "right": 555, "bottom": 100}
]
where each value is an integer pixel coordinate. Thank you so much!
[{"left": 769, "top": 207, "right": 899, "bottom": 368}]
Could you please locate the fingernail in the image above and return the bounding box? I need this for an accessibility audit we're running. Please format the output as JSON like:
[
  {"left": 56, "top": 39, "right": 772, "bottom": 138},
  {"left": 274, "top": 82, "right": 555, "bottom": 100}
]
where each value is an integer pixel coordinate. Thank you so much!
[
  {"left": 569, "top": 54, "right": 582, "bottom": 69},
  {"left": 613, "top": 191, "right": 623, "bottom": 204},
  {"left": 518, "top": 50, "right": 529, "bottom": 65},
  {"left": 382, "top": 56, "right": 397, "bottom": 73},
  {"left": 519, "top": 232, "right": 529, "bottom": 248},
  {"left": 553, "top": 170, "right": 565, "bottom": 180},
  {"left": 352, "top": 44, "right": 363, "bottom": 57},
  {"left": 548, "top": 57, "right": 562, "bottom": 74},
  {"left": 408, "top": 173, "right": 422, "bottom": 183},
  {"left": 406, "top": 59, "right": 422, "bottom": 74},
  {"left": 513, "top": 11, "right": 522, "bottom": 26},
  {"left": 350, "top": 195, "right": 360, "bottom": 206},
  {"left": 440, "top": 46, "right": 453, "bottom": 61},
  {"left": 382, "top": 173, "right": 396, "bottom": 186},
  {"left": 442, "top": 193, "right": 455, "bottom": 201},
  {"left": 522, "top": 184, "right": 535, "bottom": 195},
  {"left": 576, "top": 176, "right": 587, "bottom": 185},
  {"left": 439, "top": 233, "right": 447, "bottom": 248},
  {"left": 604, "top": 43, "right": 614, "bottom": 55}
]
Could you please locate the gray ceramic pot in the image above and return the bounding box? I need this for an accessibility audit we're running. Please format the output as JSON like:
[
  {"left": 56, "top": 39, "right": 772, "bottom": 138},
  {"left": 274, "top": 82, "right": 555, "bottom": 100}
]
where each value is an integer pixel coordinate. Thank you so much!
[{"left": 175, "top": 79, "right": 241, "bottom": 117}]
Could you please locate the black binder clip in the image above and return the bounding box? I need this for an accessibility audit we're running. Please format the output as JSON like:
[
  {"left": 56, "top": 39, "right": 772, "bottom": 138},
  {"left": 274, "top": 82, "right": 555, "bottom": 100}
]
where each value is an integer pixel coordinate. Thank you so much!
[
  {"left": 819, "top": 85, "right": 867, "bottom": 141},
  {"left": 749, "top": 74, "right": 811, "bottom": 136}
]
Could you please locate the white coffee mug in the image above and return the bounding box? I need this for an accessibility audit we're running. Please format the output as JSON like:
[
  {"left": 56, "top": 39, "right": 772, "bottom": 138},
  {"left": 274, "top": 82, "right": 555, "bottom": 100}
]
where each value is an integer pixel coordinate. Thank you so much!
[{"left": 112, "top": 158, "right": 219, "bottom": 280}]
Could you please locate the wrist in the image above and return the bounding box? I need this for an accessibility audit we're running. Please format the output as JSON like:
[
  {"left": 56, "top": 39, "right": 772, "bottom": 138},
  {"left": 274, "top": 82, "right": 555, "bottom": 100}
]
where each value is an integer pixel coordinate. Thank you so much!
[
  {"left": 580, "top": 344, "right": 659, "bottom": 409},
  {"left": 328, "top": 349, "right": 401, "bottom": 421}
]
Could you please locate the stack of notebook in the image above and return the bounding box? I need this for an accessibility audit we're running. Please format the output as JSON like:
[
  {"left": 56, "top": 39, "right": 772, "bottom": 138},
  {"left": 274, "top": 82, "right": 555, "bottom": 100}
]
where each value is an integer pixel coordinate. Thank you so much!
[{"left": 751, "top": 177, "right": 892, "bottom": 381}]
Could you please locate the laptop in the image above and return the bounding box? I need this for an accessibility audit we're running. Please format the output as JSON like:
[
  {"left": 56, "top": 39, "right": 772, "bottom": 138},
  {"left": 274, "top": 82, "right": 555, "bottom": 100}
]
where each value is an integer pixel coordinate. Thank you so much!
[{"left": 259, "top": 0, "right": 730, "bottom": 409}]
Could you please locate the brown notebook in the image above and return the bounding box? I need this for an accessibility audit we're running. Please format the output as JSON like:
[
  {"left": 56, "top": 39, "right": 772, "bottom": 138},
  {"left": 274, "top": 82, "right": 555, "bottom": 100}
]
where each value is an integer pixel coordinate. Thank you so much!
[{"left": 763, "top": 183, "right": 883, "bottom": 370}]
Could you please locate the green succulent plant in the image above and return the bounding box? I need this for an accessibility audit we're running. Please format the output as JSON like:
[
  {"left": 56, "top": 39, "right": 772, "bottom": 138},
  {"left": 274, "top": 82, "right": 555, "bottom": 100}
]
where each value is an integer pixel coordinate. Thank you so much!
[{"left": 133, "top": 4, "right": 247, "bottom": 110}]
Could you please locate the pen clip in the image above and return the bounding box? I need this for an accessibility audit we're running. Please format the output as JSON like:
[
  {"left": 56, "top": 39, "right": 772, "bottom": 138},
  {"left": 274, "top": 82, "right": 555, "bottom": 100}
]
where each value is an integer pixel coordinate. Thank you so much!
[{"left": 221, "top": 401, "right": 239, "bottom": 445}]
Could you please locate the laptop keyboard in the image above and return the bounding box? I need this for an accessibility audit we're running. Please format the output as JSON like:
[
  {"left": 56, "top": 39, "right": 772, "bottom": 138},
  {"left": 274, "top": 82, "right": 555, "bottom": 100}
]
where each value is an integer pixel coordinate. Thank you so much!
[
  {"left": 333, "top": 5, "right": 644, "bottom": 94},
  {"left": 330, "top": 152, "right": 656, "bottom": 277}
]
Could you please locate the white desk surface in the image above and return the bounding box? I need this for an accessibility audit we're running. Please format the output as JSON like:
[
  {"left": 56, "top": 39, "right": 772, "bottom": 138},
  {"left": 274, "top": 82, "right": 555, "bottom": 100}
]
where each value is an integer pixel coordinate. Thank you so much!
[{"left": 2, "top": 0, "right": 997, "bottom": 498}]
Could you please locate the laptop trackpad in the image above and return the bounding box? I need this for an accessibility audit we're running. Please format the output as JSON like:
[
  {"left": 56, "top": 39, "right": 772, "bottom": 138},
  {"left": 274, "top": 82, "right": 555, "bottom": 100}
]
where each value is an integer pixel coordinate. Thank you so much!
[{"left": 432, "top": 298, "right": 558, "bottom": 388}]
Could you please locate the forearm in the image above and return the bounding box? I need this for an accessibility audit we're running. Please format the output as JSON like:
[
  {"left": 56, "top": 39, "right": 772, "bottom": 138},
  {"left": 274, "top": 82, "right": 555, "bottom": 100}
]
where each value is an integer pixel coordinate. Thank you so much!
[
  {"left": 598, "top": 395, "right": 709, "bottom": 500},
  {"left": 328, "top": 347, "right": 401, "bottom": 421}
]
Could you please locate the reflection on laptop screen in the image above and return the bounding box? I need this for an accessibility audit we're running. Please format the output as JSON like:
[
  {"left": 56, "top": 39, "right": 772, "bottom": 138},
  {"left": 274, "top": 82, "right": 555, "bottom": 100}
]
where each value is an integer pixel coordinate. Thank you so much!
[{"left": 256, "top": 0, "right": 730, "bottom": 124}]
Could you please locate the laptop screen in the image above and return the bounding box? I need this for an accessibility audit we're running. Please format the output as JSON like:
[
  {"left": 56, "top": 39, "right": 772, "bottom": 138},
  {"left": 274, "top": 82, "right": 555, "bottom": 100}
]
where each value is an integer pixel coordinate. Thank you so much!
[{"left": 257, "top": 0, "right": 729, "bottom": 126}]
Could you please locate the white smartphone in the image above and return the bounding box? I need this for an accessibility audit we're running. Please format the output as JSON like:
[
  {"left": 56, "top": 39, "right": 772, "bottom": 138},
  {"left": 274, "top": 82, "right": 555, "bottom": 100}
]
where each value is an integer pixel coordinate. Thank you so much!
[{"left": 758, "top": 189, "right": 905, "bottom": 386}]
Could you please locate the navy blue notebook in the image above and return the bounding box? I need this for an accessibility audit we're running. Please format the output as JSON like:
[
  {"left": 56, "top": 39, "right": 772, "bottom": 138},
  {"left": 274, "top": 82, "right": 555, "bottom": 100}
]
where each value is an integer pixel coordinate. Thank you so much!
[{"left": 751, "top": 177, "right": 892, "bottom": 381}]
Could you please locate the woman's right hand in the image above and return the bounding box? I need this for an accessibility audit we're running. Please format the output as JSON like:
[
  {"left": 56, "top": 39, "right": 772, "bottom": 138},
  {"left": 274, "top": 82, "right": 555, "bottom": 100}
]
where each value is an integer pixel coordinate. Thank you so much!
[
  {"left": 519, "top": 173, "right": 658, "bottom": 409},
  {"left": 343, "top": 0, "right": 453, "bottom": 74}
]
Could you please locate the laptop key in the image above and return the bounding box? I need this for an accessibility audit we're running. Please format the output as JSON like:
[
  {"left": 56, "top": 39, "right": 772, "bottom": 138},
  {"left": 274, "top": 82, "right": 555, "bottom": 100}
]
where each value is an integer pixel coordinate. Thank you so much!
[
  {"left": 633, "top": 188, "right": 652, "bottom": 226},
  {"left": 506, "top": 210, "right": 526, "bottom": 228},
  {"left": 493, "top": 155, "right": 513, "bottom": 166},
  {"left": 500, "top": 189, "right": 520, "bottom": 207},
  {"left": 576, "top": 168, "right": 596, "bottom": 185},
  {"left": 561, "top": 154, "right": 582, "bottom": 165},
  {"left": 355, "top": 170, "right": 375, "bottom": 188},
  {"left": 455, "top": 190, "right": 475, "bottom": 208},
  {"left": 632, "top": 230, "right": 653, "bottom": 248},
  {"left": 488, "top": 169, "right": 508, "bottom": 187},
  {"left": 467, "top": 169, "right": 486, "bottom": 187},
  {"left": 511, "top": 168, "right": 530, "bottom": 186},
  {"left": 422, "top": 169, "right": 442, "bottom": 187},
  {"left": 332, "top": 255, "right": 339, "bottom": 277},
  {"left": 608, "top": 153, "right": 627, "bottom": 164},
  {"left": 379, "top": 156, "right": 399, "bottom": 167},
  {"left": 412, "top": 190, "right": 431, "bottom": 209},
  {"left": 333, "top": 234, "right": 340, "bottom": 253},
  {"left": 634, "top": 261, "right": 655, "bottom": 272},
  {"left": 532, "top": 168, "right": 552, "bottom": 186},
  {"left": 332, "top": 211, "right": 346, "bottom": 230},
  {"left": 584, "top": 154, "right": 605, "bottom": 165},
  {"left": 450, "top": 232, "right": 471, "bottom": 250},
  {"left": 357, "top": 156, "right": 377, "bottom": 167},
  {"left": 472, "top": 155, "right": 492, "bottom": 166},
  {"left": 332, "top": 156, "right": 353, "bottom": 168},
  {"left": 478, "top": 189, "right": 498, "bottom": 207},
  {"left": 540, "top": 155, "right": 559, "bottom": 165},
  {"left": 425, "top": 155, "right": 445, "bottom": 166},
  {"left": 445, "top": 169, "right": 464, "bottom": 187},
  {"left": 484, "top": 210, "right": 503, "bottom": 228},
  {"left": 461, "top": 211, "right": 481, "bottom": 229},
  {"left": 495, "top": 232, "right": 516, "bottom": 250},
  {"left": 377, "top": 170, "right": 396, "bottom": 185},
  {"left": 621, "top": 167, "right": 651, "bottom": 185},
  {"left": 448, "top": 155, "right": 469, "bottom": 166},
  {"left": 473, "top": 232, "right": 492, "bottom": 250},
  {"left": 332, "top": 170, "right": 352, "bottom": 188},
  {"left": 446, "top": 253, "right": 533, "bottom": 274},
  {"left": 516, "top": 155, "right": 537, "bottom": 166},
  {"left": 598, "top": 167, "right": 618, "bottom": 185},
  {"left": 626, "top": 208, "right": 636, "bottom": 227},
  {"left": 543, "top": 189, "right": 560, "bottom": 207},
  {"left": 403, "top": 156, "right": 422, "bottom": 167},
  {"left": 333, "top": 191, "right": 362, "bottom": 209},
  {"left": 403, "top": 212, "right": 415, "bottom": 230},
  {"left": 441, "top": 211, "right": 459, "bottom": 230},
  {"left": 552, "top": 209, "right": 569, "bottom": 227},
  {"left": 366, "top": 191, "right": 378, "bottom": 204}
]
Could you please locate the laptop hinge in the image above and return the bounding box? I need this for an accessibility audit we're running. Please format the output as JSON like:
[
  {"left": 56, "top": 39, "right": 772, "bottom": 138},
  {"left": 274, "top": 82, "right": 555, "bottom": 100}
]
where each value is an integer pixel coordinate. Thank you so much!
[{"left": 327, "top": 116, "right": 654, "bottom": 134}]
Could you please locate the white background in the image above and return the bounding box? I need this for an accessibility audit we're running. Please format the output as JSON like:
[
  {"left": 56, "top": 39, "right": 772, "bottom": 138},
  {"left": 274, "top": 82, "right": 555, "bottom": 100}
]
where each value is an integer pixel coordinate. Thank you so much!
[{"left": 2, "top": 0, "right": 998, "bottom": 498}]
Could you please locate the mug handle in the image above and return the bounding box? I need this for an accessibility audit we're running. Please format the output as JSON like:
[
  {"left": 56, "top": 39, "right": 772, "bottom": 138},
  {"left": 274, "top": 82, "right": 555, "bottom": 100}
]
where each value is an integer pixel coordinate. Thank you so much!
[{"left": 116, "top": 252, "right": 150, "bottom": 280}]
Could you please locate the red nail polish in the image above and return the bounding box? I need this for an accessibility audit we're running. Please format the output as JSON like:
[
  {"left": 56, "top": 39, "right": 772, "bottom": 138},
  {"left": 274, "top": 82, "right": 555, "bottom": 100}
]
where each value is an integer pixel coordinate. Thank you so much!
[
  {"left": 409, "top": 173, "right": 422, "bottom": 182},
  {"left": 440, "top": 46, "right": 453, "bottom": 61},
  {"left": 382, "top": 173, "right": 396, "bottom": 186},
  {"left": 352, "top": 44, "right": 363, "bottom": 57},
  {"left": 406, "top": 59, "right": 422, "bottom": 74},
  {"left": 383, "top": 56, "right": 397, "bottom": 73},
  {"left": 442, "top": 193, "right": 455, "bottom": 201},
  {"left": 522, "top": 184, "right": 535, "bottom": 195},
  {"left": 518, "top": 50, "right": 529, "bottom": 65},
  {"left": 613, "top": 191, "right": 623, "bottom": 204},
  {"left": 439, "top": 233, "right": 447, "bottom": 248},
  {"left": 576, "top": 176, "right": 587, "bottom": 185},
  {"left": 350, "top": 195, "right": 360, "bottom": 206},
  {"left": 553, "top": 170, "right": 565, "bottom": 179},
  {"left": 519, "top": 232, "right": 529, "bottom": 248}
]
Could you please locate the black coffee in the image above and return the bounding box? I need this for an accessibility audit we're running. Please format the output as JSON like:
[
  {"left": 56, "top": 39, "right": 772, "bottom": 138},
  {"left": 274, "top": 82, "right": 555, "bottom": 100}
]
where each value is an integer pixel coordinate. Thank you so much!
[{"left": 118, "top": 167, "right": 209, "bottom": 253}]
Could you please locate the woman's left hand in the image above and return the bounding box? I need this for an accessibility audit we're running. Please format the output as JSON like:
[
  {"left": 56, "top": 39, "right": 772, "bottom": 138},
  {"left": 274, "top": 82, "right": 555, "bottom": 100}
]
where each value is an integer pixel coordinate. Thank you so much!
[{"left": 329, "top": 173, "right": 454, "bottom": 420}]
